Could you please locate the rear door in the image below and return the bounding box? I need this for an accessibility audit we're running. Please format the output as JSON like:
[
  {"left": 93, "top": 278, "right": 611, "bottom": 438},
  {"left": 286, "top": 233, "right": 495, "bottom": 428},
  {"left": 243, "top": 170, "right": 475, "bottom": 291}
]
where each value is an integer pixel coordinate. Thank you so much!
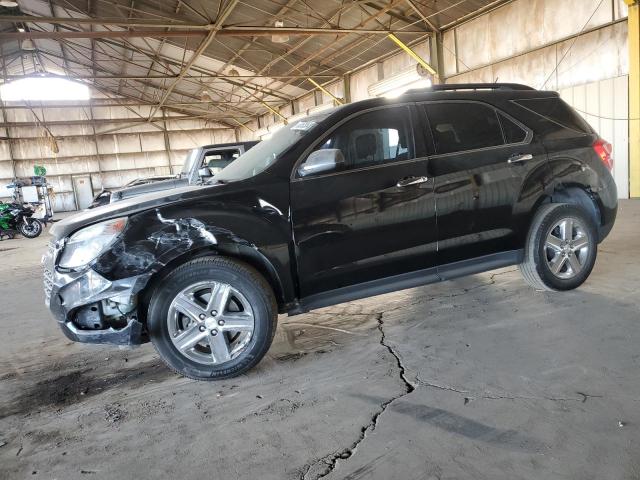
[
  {"left": 421, "top": 101, "right": 547, "bottom": 265},
  {"left": 290, "top": 104, "right": 438, "bottom": 297}
]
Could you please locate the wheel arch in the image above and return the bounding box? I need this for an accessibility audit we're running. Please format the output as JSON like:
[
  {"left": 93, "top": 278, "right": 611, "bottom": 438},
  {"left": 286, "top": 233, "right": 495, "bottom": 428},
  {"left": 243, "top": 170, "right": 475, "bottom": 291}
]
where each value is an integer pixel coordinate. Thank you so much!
[
  {"left": 549, "top": 183, "right": 602, "bottom": 230},
  {"left": 138, "top": 243, "right": 289, "bottom": 324},
  {"left": 520, "top": 183, "right": 604, "bottom": 247}
]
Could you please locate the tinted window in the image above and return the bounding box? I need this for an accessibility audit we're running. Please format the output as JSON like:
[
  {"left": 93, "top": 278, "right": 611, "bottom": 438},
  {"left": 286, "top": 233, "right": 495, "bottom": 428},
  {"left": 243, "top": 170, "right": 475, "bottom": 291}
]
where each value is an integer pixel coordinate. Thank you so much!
[
  {"left": 426, "top": 103, "right": 503, "bottom": 155},
  {"left": 514, "top": 97, "right": 593, "bottom": 134},
  {"left": 204, "top": 148, "right": 240, "bottom": 169},
  {"left": 499, "top": 112, "right": 527, "bottom": 144},
  {"left": 306, "top": 106, "right": 413, "bottom": 174}
]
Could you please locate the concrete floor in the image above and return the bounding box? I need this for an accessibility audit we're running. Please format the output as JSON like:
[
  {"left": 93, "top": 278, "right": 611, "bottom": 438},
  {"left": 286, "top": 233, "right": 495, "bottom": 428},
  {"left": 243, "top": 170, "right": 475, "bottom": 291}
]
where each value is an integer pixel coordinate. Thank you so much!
[{"left": 1, "top": 202, "right": 639, "bottom": 480}]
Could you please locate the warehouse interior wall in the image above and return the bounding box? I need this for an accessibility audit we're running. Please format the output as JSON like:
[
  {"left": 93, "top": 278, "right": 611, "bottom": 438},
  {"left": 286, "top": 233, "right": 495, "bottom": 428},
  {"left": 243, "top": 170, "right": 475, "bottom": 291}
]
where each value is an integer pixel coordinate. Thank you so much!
[
  {"left": 0, "top": 0, "right": 631, "bottom": 211},
  {"left": 0, "top": 100, "right": 237, "bottom": 211}
]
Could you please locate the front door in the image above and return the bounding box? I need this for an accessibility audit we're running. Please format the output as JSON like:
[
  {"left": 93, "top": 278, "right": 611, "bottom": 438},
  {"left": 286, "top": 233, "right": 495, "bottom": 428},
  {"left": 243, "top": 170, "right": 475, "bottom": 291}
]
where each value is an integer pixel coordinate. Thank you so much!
[
  {"left": 421, "top": 101, "right": 547, "bottom": 265},
  {"left": 290, "top": 104, "right": 438, "bottom": 298}
]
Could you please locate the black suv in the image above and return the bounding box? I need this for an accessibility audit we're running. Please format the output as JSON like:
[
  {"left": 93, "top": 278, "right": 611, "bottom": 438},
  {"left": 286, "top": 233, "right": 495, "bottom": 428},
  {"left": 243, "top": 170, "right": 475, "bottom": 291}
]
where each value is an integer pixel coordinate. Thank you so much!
[{"left": 43, "top": 83, "right": 617, "bottom": 380}]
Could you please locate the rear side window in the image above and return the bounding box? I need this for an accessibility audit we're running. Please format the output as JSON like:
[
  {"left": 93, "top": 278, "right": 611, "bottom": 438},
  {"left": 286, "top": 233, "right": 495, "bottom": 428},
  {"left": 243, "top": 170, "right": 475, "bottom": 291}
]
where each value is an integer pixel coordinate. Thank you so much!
[
  {"left": 425, "top": 102, "right": 503, "bottom": 155},
  {"left": 514, "top": 97, "right": 593, "bottom": 134},
  {"left": 498, "top": 112, "right": 527, "bottom": 144}
]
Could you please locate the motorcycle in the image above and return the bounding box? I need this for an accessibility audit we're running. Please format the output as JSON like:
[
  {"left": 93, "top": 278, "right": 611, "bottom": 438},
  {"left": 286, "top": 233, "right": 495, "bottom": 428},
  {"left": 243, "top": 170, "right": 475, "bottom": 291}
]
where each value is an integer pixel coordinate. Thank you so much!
[{"left": 0, "top": 202, "right": 43, "bottom": 239}]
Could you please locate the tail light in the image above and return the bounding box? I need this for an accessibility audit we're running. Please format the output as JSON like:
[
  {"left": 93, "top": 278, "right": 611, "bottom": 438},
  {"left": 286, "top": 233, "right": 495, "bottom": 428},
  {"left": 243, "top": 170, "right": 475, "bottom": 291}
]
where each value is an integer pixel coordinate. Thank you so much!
[{"left": 593, "top": 139, "right": 613, "bottom": 171}]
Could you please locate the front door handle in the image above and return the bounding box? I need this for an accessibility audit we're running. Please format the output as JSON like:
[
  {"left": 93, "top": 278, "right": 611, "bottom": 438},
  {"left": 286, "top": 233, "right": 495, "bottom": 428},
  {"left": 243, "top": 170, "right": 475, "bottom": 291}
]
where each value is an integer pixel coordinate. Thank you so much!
[
  {"left": 397, "top": 176, "right": 429, "bottom": 187},
  {"left": 507, "top": 153, "right": 533, "bottom": 164}
]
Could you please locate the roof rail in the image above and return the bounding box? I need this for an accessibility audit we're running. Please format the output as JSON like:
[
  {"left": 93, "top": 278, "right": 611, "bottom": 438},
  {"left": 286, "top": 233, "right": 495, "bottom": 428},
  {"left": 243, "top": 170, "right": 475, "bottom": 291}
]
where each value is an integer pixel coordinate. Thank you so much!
[{"left": 426, "top": 83, "right": 536, "bottom": 92}]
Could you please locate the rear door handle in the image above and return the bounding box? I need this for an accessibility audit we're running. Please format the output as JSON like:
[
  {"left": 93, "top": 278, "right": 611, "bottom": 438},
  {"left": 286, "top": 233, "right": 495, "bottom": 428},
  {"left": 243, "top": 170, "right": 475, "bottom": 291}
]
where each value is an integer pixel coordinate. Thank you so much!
[
  {"left": 397, "top": 176, "right": 429, "bottom": 187},
  {"left": 507, "top": 153, "right": 533, "bottom": 164}
]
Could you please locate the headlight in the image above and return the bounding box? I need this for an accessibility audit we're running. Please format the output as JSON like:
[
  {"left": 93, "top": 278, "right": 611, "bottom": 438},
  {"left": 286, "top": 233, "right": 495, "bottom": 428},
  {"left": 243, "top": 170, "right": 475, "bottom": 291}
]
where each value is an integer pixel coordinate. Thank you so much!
[{"left": 58, "top": 217, "right": 127, "bottom": 269}]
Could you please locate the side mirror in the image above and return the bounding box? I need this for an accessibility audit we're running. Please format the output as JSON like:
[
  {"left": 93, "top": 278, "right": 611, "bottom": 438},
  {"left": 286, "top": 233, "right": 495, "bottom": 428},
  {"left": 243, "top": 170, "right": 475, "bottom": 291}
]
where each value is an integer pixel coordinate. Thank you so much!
[
  {"left": 298, "top": 149, "right": 345, "bottom": 177},
  {"left": 198, "top": 167, "right": 213, "bottom": 178}
]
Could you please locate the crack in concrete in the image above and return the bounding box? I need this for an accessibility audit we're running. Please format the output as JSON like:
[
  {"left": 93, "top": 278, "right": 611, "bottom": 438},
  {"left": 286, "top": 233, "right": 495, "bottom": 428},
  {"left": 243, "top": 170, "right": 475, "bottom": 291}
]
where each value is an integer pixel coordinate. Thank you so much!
[
  {"left": 415, "top": 376, "right": 600, "bottom": 404},
  {"left": 301, "top": 312, "right": 414, "bottom": 480},
  {"left": 415, "top": 379, "right": 470, "bottom": 395},
  {"left": 299, "top": 269, "right": 521, "bottom": 479},
  {"left": 575, "top": 392, "right": 604, "bottom": 403}
]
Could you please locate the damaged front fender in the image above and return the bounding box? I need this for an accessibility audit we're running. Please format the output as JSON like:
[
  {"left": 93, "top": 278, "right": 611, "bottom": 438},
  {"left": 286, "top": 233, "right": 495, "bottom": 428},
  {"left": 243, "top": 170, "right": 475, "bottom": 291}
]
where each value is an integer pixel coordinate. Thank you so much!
[{"left": 91, "top": 201, "right": 296, "bottom": 306}]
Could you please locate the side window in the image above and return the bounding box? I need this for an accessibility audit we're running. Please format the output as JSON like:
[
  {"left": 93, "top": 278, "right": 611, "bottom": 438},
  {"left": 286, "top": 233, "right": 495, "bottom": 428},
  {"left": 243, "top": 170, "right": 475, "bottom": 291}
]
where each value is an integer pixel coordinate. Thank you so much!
[
  {"left": 425, "top": 102, "right": 503, "bottom": 155},
  {"left": 300, "top": 106, "right": 414, "bottom": 177},
  {"left": 498, "top": 112, "right": 527, "bottom": 144},
  {"left": 514, "top": 97, "right": 593, "bottom": 134},
  {"left": 204, "top": 148, "right": 240, "bottom": 172}
]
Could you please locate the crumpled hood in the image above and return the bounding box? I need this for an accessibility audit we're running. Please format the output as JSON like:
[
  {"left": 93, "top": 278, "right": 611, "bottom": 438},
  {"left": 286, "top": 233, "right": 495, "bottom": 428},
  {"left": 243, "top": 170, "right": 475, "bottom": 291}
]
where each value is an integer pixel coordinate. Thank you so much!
[{"left": 50, "top": 183, "right": 222, "bottom": 239}]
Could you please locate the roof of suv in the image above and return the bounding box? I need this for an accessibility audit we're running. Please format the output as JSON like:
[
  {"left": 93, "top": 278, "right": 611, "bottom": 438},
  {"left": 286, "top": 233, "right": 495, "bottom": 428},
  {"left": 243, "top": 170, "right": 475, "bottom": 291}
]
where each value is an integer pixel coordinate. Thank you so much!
[
  {"left": 319, "top": 83, "right": 560, "bottom": 119},
  {"left": 403, "top": 83, "right": 559, "bottom": 101}
]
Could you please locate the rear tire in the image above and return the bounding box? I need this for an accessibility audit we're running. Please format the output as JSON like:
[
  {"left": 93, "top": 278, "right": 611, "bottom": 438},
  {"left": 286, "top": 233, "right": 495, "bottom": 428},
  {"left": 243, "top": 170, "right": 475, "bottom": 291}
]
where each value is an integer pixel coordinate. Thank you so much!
[
  {"left": 520, "top": 203, "right": 598, "bottom": 291},
  {"left": 147, "top": 256, "right": 277, "bottom": 381}
]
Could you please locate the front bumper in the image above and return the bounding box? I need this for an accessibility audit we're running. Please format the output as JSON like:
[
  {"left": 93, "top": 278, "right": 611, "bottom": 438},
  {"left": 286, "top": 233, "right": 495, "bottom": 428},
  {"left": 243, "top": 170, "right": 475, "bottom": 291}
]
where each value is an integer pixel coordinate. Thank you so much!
[{"left": 43, "top": 241, "right": 150, "bottom": 345}]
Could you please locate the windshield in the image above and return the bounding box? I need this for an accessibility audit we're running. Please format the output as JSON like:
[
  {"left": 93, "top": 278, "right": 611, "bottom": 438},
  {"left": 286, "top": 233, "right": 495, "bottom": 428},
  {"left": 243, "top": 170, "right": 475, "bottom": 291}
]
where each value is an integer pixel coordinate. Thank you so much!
[
  {"left": 213, "top": 115, "right": 328, "bottom": 182},
  {"left": 181, "top": 148, "right": 201, "bottom": 175}
]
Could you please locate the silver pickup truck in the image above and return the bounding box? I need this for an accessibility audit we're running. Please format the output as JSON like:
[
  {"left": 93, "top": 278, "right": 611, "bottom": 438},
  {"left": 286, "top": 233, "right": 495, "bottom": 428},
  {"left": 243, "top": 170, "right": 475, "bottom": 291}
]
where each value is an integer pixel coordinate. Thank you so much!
[{"left": 89, "top": 141, "right": 258, "bottom": 208}]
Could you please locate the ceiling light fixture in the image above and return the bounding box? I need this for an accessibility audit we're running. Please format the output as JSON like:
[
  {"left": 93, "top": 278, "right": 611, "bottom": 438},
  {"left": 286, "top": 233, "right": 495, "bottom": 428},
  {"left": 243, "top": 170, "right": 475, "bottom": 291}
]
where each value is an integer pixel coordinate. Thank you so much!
[
  {"left": 20, "top": 38, "right": 36, "bottom": 51},
  {"left": 368, "top": 64, "right": 433, "bottom": 98},
  {"left": 271, "top": 20, "right": 289, "bottom": 44}
]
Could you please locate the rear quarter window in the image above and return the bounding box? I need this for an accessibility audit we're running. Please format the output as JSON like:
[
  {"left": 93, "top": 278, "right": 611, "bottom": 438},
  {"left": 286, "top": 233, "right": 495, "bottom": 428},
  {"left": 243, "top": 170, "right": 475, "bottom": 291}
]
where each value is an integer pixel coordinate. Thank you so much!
[
  {"left": 513, "top": 97, "right": 593, "bottom": 134},
  {"left": 498, "top": 112, "right": 527, "bottom": 144}
]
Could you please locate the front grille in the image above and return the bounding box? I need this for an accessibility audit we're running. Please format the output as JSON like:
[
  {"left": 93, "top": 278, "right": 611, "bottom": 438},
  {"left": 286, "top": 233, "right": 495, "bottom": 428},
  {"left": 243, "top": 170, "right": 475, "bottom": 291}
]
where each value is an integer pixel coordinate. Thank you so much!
[
  {"left": 43, "top": 267, "right": 53, "bottom": 302},
  {"left": 43, "top": 242, "right": 56, "bottom": 303}
]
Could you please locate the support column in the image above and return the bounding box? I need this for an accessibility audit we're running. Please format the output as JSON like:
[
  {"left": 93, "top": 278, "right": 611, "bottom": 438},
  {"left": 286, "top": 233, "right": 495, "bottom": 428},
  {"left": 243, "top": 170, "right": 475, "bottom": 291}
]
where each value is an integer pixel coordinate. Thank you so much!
[
  {"left": 88, "top": 105, "right": 102, "bottom": 178},
  {"left": 0, "top": 43, "right": 16, "bottom": 181},
  {"left": 429, "top": 32, "right": 446, "bottom": 84},
  {"left": 0, "top": 103, "right": 16, "bottom": 180},
  {"left": 343, "top": 73, "right": 351, "bottom": 104},
  {"left": 162, "top": 108, "right": 174, "bottom": 175},
  {"left": 627, "top": 0, "right": 640, "bottom": 197}
]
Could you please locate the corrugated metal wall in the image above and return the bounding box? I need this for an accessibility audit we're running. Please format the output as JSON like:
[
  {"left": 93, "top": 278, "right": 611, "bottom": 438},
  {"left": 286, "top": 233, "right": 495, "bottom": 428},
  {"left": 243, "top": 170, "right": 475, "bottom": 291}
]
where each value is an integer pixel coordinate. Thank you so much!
[
  {"left": 0, "top": 103, "right": 237, "bottom": 210},
  {"left": 560, "top": 76, "right": 630, "bottom": 198}
]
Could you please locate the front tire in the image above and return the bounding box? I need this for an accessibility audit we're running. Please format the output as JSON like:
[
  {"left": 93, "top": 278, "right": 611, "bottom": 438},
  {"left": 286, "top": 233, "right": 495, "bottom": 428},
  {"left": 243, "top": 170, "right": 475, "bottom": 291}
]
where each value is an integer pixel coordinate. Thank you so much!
[
  {"left": 19, "top": 218, "right": 42, "bottom": 238},
  {"left": 520, "top": 203, "right": 598, "bottom": 291},
  {"left": 147, "top": 256, "right": 277, "bottom": 381}
]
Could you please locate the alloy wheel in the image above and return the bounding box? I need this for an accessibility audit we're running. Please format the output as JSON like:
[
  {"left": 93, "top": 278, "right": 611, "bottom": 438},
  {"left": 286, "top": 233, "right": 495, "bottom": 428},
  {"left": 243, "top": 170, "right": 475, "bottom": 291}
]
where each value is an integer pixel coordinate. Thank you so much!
[
  {"left": 167, "top": 281, "right": 255, "bottom": 365},
  {"left": 544, "top": 217, "right": 590, "bottom": 279}
]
